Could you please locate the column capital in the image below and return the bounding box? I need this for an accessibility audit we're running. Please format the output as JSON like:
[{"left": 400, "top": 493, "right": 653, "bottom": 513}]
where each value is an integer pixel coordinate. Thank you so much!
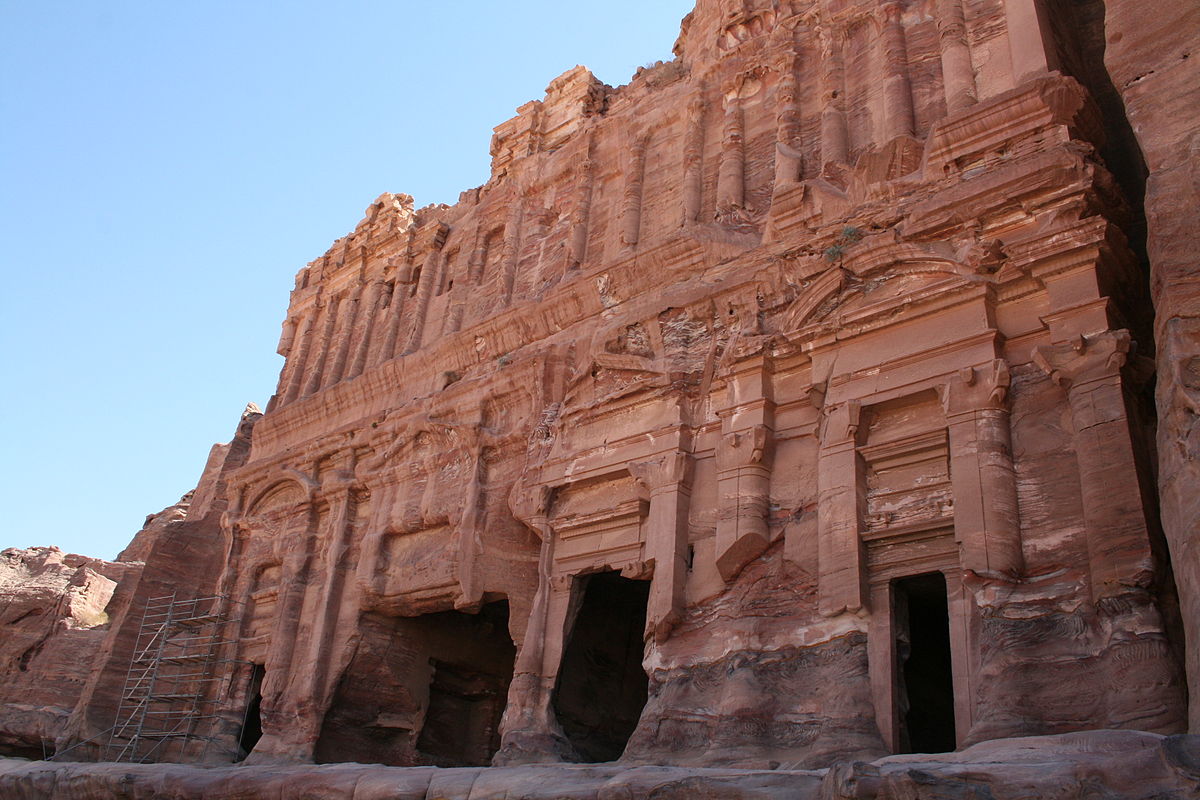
[
  {"left": 820, "top": 399, "right": 862, "bottom": 447},
  {"left": 879, "top": 1, "right": 904, "bottom": 23},
  {"left": 629, "top": 452, "right": 693, "bottom": 494},
  {"left": 943, "top": 359, "right": 1011, "bottom": 416},
  {"left": 315, "top": 477, "right": 358, "bottom": 503},
  {"left": 509, "top": 483, "right": 553, "bottom": 540},
  {"left": 1033, "top": 330, "right": 1130, "bottom": 390},
  {"left": 716, "top": 424, "right": 773, "bottom": 472}
]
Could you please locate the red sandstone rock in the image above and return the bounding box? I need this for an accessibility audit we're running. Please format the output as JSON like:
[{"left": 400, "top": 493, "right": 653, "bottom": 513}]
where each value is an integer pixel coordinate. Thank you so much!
[
  {"left": 1103, "top": 0, "right": 1200, "bottom": 733},
  {"left": 0, "top": 548, "right": 137, "bottom": 759},
  {"left": 116, "top": 494, "right": 190, "bottom": 563},
  {"left": 1, "top": 1, "right": 1196, "bottom": 797},
  {"left": 0, "top": 730, "right": 1196, "bottom": 799}
]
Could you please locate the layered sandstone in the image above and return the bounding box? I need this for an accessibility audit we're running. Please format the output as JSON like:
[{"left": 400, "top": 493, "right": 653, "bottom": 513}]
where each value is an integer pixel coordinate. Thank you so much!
[
  {"left": 1, "top": 731, "right": 1197, "bottom": 799},
  {"left": 2, "top": 0, "right": 1196, "bottom": 796},
  {"left": 1102, "top": 0, "right": 1200, "bottom": 731}
]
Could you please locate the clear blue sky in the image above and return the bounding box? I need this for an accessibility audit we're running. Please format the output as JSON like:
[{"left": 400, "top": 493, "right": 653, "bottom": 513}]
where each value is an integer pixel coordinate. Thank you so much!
[{"left": 1, "top": 1, "right": 695, "bottom": 560}]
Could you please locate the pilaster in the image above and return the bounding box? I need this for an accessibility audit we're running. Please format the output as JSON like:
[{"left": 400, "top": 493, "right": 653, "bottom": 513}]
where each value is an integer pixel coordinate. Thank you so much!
[
  {"left": 629, "top": 452, "right": 693, "bottom": 643},
  {"left": 817, "top": 400, "right": 867, "bottom": 616},
  {"left": 1035, "top": 330, "right": 1153, "bottom": 603},
  {"left": 943, "top": 360, "right": 1023, "bottom": 578}
]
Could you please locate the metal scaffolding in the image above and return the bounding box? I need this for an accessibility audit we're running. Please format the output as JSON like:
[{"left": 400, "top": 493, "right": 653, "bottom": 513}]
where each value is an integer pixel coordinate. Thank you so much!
[{"left": 105, "top": 593, "right": 242, "bottom": 763}]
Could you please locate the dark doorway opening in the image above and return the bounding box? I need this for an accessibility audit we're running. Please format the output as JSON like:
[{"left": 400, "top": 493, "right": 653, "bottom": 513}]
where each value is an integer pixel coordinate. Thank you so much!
[
  {"left": 314, "top": 599, "right": 515, "bottom": 767},
  {"left": 414, "top": 601, "right": 515, "bottom": 767},
  {"left": 237, "top": 663, "right": 265, "bottom": 761},
  {"left": 416, "top": 657, "right": 507, "bottom": 766},
  {"left": 553, "top": 571, "right": 650, "bottom": 762},
  {"left": 894, "top": 572, "right": 956, "bottom": 754}
]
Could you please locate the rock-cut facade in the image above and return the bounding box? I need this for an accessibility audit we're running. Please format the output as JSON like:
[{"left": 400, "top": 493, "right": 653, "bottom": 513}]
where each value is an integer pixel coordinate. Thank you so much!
[{"left": 4, "top": 0, "right": 1197, "bottom": 781}]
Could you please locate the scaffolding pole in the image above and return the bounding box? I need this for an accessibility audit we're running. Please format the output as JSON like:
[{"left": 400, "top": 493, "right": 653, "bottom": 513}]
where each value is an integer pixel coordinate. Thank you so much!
[{"left": 104, "top": 593, "right": 243, "bottom": 763}]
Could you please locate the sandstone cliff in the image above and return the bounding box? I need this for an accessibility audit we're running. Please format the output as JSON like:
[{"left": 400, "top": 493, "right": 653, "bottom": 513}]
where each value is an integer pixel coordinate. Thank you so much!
[
  {"left": 1103, "top": 0, "right": 1200, "bottom": 732},
  {"left": 0, "top": 548, "right": 137, "bottom": 760}
]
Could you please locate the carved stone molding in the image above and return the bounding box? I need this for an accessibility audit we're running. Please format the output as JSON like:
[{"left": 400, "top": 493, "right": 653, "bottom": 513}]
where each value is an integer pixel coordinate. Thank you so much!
[
  {"left": 1034, "top": 330, "right": 1131, "bottom": 390},
  {"left": 629, "top": 451, "right": 693, "bottom": 494},
  {"left": 943, "top": 359, "right": 1012, "bottom": 415}
]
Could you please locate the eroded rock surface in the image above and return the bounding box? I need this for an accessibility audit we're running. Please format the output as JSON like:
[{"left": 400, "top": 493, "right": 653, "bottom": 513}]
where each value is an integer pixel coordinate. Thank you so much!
[
  {"left": 3, "top": 0, "right": 1197, "bottom": 797},
  {"left": 1, "top": 732, "right": 1196, "bottom": 799},
  {"left": 1103, "top": 0, "right": 1200, "bottom": 732},
  {"left": 0, "top": 548, "right": 136, "bottom": 760}
]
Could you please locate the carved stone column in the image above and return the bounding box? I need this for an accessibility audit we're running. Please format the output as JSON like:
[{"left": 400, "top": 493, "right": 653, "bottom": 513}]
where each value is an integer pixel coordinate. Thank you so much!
[
  {"left": 303, "top": 294, "right": 340, "bottom": 397},
  {"left": 568, "top": 139, "right": 595, "bottom": 270},
  {"left": 292, "top": 474, "right": 360, "bottom": 757},
  {"left": 1004, "top": 0, "right": 1058, "bottom": 85},
  {"left": 249, "top": 485, "right": 319, "bottom": 762},
  {"left": 817, "top": 400, "right": 867, "bottom": 616},
  {"left": 629, "top": 452, "right": 693, "bottom": 644},
  {"left": 880, "top": 2, "right": 916, "bottom": 139},
  {"left": 620, "top": 132, "right": 650, "bottom": 247},
  {"left": 818, "top": 25, "right": 850, "bottom": 165},
  {"left": 501, "top": 195, "right": 526, "bottom": 303},
  {"left": 773, "top": 60, "right": 804, "bottom": 192},
  {"left": 682, "top": 95, "right": 707, "bottom": 225},
  {"left": 404, "top": 223, "right": 450, "bottom": 355},
  {"left": 347, "top": 279, "right": 385, "bottom": 379},
  {"left": 715, "top": 424, "right": 774, "bottom": 581},
  {"left": 936, "top": 0, "right": 977, "bottom": 113},
  {"left": 376, "top": 271, "right": 407, "bottom": 365},
  {"left": 324, "top": 283, "right": 362, "bottom": 388},
  {"left": 943, "top": 360, "right": 1023, "bottom": 578},
  {"left": 403, "top": 253, "right": 439, "bottom": 355},
  {"left": 280, "top": 313, "right": 315, "bottom": 405},
  {"left": 467, "top": 226, "right": 489, "bottom": 286},
  {"left": 1035, "top": 331, "right": 1154, "bottom": 604},
  {"left": 495, "top": 486, "right": 578, "bottom": 765},
  {"left": 716, "top": 91, "right": 745, "bottom": 213}
]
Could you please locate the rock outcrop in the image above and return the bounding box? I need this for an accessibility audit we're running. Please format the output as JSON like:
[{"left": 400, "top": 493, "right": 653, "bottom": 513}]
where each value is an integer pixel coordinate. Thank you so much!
[
  {"left": 2, "top": 1, "right": 1197, "bottom": 797},
  {"left": 0, "top": 548, "right": 138, "bottom": 760},
  {"left": 1103, "top": 0, "right": 1200, "bottom": 732},
  {"left": 1, "top": 731, "right": 1197, "bottom": 799}
]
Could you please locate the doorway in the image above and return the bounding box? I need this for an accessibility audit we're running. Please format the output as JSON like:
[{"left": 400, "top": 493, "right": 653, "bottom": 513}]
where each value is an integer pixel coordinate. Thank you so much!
[
  {"left": 553, "top": 571, "right": 650, "bottom": 762},
  {"left": 893, "top": 572, "right": 956, "bottom": 753},
  {"left": 313, "top": 600, "right": 515, "bottom": 767},
  {"left": 237, "top": 663, "right": 265, "bottom": 760}
]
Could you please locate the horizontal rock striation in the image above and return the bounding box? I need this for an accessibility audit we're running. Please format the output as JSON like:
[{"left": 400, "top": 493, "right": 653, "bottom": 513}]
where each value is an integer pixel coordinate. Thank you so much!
[{"left": 0, "top": 731, "right": 1196, "bottom": 799}]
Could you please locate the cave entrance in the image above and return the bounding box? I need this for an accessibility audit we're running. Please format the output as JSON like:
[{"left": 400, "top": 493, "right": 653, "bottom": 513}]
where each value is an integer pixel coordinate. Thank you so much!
[
  {"left": 413, "top": 600, "right": 515, "bottom": 767},
  {"left": 893, "top": 572, "right": 956, "bottom": 754},
  {"left": 416, "top": 657, "right": 507, "bottom": 766},
  {"left": 314, "top": 599, "right": 515, "bottom": 767},
  {"left": 236, "top": 663, "right": 265, "bottom": 761},
  {"left": 553, "top": 571, "right": 650, "bottom": 763}
]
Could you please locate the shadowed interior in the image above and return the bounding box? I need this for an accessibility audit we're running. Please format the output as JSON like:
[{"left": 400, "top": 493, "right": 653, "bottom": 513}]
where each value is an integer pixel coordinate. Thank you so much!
[
  {"left": 895, "top": 572, "right": 956, "bottom": 754},
  {"left": 553, "top": 572, "right": 650, "bottom": 763}
]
